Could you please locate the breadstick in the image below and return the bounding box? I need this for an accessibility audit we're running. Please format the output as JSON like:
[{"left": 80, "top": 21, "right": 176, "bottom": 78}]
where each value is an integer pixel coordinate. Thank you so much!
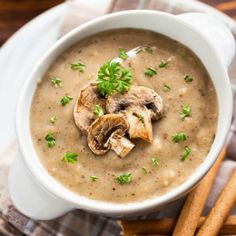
[
  {"left": 196, "top": 169, "right": 236, "bottom": 236},
  {"left": 120, "top": 215, "right": 236, "bottom": 235},
  {"left": 172, "top": 148, "right": 226, "bottom": 236}
]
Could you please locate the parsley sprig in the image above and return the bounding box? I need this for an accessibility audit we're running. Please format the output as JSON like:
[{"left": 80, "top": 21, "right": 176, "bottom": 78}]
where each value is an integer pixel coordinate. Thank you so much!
[
  {"left": 49, "top": 116, "right": 57, "bottom": 125},
  {"left": 45, "top": 133, "right": 56, "bottom": 148},
  {"left": 172, "top": 132, "right": 188, "bottom": 143},
  {"left": 159, "top": 60, "right": 168, "bottom": 68},
  {"left": 94, "top": 105, "right": 104, "bottom": 117},
  {"left": 50, "top": 76, "right": 62, "bottom": 88},
  {"left": 62, "top": 152, "right": 78, "bottom": 163},
  {"left": 60, "top": 95, "right": 73, "bottom": 106},
  {"left": 90, "top": 176, "right": 98, "bottom": 182},
  {"left": 116, "top": 173, "right": 132, "bottom": 185},
  {"left": 181, "top": 146, "right": 191, "bottom": 161},
  {"left": 133, "top": 113, "right": 144, "bottom": 123},
  {"left": 70, "top": 61, "right": 85, "bottom": 73},
  {"left": 151, "top": 157, "right": 159, "bottom": 166},
  {"left": 163, "top": 84, "right": 171, "bottom": 92},
  {"left": 184, "top": 75, "right": 193, "bottom": 83},
  {"left": 180, "top": 105, "right": 191, "bottom": 120},
  {"left": 144, "top": 68, "right": 157, "bottom": 77},
  {"left": 118, "top": 48, "right": 128, "bottom": 60},
  {"left": 97, "top": 61, "right": 132, "bottom": 96}
]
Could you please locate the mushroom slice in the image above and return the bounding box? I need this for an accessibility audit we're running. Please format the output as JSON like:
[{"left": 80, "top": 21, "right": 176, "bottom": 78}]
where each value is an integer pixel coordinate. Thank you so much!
[
  {"left": 106, "top": 85, "right": 163, "bottom": 120},
  {"left": 87, "top": 114, "right": 134, "bottom": 157},
  {"left": 106, "top": 85, "right": 163, "bottom": 142},
  {"left": 123, "top": 105, "right": 153, "bottom": 142},
  {"left": 108, "top": 134, "right": 135, "bottom": 158},
  {"left": 73, "top": 83, "right": 106, "bottom": 133}
]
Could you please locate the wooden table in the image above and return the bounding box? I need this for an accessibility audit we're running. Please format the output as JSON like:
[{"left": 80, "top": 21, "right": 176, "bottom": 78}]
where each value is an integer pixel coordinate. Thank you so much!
[{"left": 0, "top": 0, "right": 235, "bottom": 45}]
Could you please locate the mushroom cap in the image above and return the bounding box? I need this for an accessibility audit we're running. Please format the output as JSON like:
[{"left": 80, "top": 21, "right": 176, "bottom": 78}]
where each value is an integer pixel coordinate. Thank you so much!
[
  {"left": 87, "top": 114, "right": 129, "bottom": 155},
  {"left": 106, "top": 85, "right": 163, "bottom": 121},
  {"left": 73, "top": 83, "right": 106, "bottom": 133}
]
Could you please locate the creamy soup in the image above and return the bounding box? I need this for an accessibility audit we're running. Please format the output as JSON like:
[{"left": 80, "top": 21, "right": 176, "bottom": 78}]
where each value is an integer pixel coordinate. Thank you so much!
[{"left": 31, "top": 29, "right": 218, "bottom": 203}]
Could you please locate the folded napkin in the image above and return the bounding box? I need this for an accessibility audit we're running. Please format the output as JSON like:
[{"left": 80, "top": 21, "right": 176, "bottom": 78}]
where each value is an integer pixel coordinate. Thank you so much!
[{"left": 0, "top": 0, "right": 236, "bottom": 235}]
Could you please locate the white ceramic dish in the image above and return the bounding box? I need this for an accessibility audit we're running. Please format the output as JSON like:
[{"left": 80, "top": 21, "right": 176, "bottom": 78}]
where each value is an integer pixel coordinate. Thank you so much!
[{"left": 8, "top": 10, "right": 235, "bottom": 220}]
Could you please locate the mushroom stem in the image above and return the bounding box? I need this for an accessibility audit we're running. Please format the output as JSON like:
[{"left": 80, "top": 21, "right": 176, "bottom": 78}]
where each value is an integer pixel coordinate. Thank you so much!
[{"left": 108, "top": 135, "right": 135, "bottom": 158}]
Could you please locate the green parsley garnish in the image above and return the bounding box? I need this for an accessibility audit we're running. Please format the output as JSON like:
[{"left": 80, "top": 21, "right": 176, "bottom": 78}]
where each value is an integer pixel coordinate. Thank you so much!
[
  {"left": 90, "top": 176, "right": 98, "bottom": 182},
  {"left": 60, "top": 95, "right": 73, "bottom": 106},
  {"left": 163, "top": 84, "right": 171, "bottom": 92},
  {"left": 181, "top": 52, "right": 188, "bottom": 60},
  {"left": 49, "top": 116, "right": 57, "bottom": 125},
  {"left": 172, "top": 132, "right": 188, "bottom": 143},
  {"left": 50, "top": 77, "right": 62, "bottom": 88},
  {"left": 45, "top": 133, "right": 56, "bottom": 148},
  {"left": 184, "top": 75, "right": 193, "bottom": 83},
  {"left": 181, "top": 146, "right": 191, "bottom": 161},
  {"left": 151, "top": 157, "right": 159, "bottom": 166},
  {"left": 180, "top": 105, "right": 191, "bottom": 120},
  {"left": 87, "top": 74, "right": 93, "bottom": 80},
  {"left": 118, "top": 48, "right": 128, "bottom": 60},
  {"left": 70, "top": 61, "right": 85, "bottom": 73},
  {"left": 116, "top": 173, "right": 132, "bottom": 185},
  {"left": 141, "top": 167, "right": 147, "bottom": 174},
  {"left": 97, "top": 61, "right": 132, "bottom": 96},
  {"left": 62, "top": 152, "right": 78, "bottom": 163},
  {"left": 133, "top": 113, "right": 144, "bottom": 123},
  {"left": 159, "top": 60, "right": 168, "bottom": 68},
  {"left": 144, "top": 68, "right": 157, "bottom": 77},
  {"left": 94, "top": 105, "right": 104, "bottom": 117}
]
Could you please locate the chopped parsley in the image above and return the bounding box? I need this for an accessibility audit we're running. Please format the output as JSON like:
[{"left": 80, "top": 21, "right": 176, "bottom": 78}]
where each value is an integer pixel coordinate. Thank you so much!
[
  {"left": 97, "top": 61, "right": 132, "bottom": 96},
  {"left": 45, "top": 133, "right": 56, "bottom": 148},
  {"left": 116, "top": 173, "right": 132, "bottom": 185},
  {"left": 87, "top": 74, "right": 93, "bottom": 80},
  {"left": 151, "top": 157, "right": 159, "bottom": 166},
  {"left": 181, "top": 52, "right": 188, "bottom": 60},
  {"left": 49, "top": 116, "right": 57, "bottom": 125},
  {"left": 118, "top": 48, "right": 128, "bottom": 60},
  {"left": 70, "top": 61, "right": 85, "bottom": 73},
  {"left": 180, "top": 105, "right": 191, "bottom": 120},
  {"left": 62, "top": 152, "right": 78, "bottom": 163},
  {"left": 60, "top": 95, "right": 73, "bottom": 106},
  {"left": 181, "top": 146, "right": 191, "bottom": 161},
  {"left": 50, "top": 77, "right": 62, "bottom": 88},
  {"left": 172, "top": 132, "right": 188, "bottom": 143},
  {"left": 94, "top": 105, "right": 104, "bottom": 117},
  {"left": 90, "top": 176, "right": 98, "bottom": 182},
  {"left": 144, "top": 68, "right": 157, "bottom": 77},
  {"left": 141, "top": 167, "right": 147, "bottom": 174},
  {"left": 163, "top": 84, "right": 171, "bottom": 92},
  {"left": 184, "top": 75, "right": 193, "bottom": 83},
  {"left": 159, "top": 60, "right": 168, "bottom": 68},
  {"left": 133, "top": 113, "right": 144, "bottom": 123}
]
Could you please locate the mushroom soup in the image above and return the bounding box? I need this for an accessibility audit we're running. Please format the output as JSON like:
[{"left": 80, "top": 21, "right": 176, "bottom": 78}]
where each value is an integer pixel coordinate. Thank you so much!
[{"left": 31, "top": 29, "right": 218, "bottom": 203}]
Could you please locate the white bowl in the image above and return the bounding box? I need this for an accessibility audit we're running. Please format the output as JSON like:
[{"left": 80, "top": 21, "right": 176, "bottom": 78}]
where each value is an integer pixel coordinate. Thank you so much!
[{"left": 9, "top": 10, "right": 235, "bottom": 220}]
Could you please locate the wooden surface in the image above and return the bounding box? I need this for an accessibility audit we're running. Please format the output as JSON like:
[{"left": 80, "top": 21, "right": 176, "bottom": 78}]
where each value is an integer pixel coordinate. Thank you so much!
[{"left": 0, "top": 0, "right": 236, "bottom": 45}]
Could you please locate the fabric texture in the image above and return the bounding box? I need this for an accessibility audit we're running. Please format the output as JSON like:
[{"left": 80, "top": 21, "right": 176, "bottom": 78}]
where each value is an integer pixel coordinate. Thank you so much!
[{"left": 0, "top": 0, "right": 236, "bottom": 235}]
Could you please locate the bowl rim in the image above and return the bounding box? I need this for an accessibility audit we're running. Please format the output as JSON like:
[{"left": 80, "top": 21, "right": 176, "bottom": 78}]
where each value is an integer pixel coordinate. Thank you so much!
[{"left": 16, "top": 10, "right": 233, "bottom": 215}]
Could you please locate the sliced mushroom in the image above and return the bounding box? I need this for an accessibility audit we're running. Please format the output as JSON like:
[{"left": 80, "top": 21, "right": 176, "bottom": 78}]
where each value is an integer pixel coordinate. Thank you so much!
[
  {"left": 87, "top": 114, "right": 134, "bottom": 157},
  {"left": 122, "top": 105, "right": 153, "bottom": 142},
  {"left": 106, "top": 85, "right": 163, "bottom": 142},
  {"left": 73, "top": 83, "right": 106, "bottom": 133}
]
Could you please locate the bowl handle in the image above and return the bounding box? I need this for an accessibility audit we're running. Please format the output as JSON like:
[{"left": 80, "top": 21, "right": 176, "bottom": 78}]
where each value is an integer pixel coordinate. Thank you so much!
[
  {"left": 177, "top": 13, "right": 235, "bottom": 68},
  {"left": 8, "top": 153, "right": 75, "bottom": 220}
]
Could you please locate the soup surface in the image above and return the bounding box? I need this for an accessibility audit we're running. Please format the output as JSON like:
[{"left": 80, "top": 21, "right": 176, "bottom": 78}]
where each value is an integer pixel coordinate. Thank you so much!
[{"left": 31, "top": 29, "right": 218, "bottom": 203}]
